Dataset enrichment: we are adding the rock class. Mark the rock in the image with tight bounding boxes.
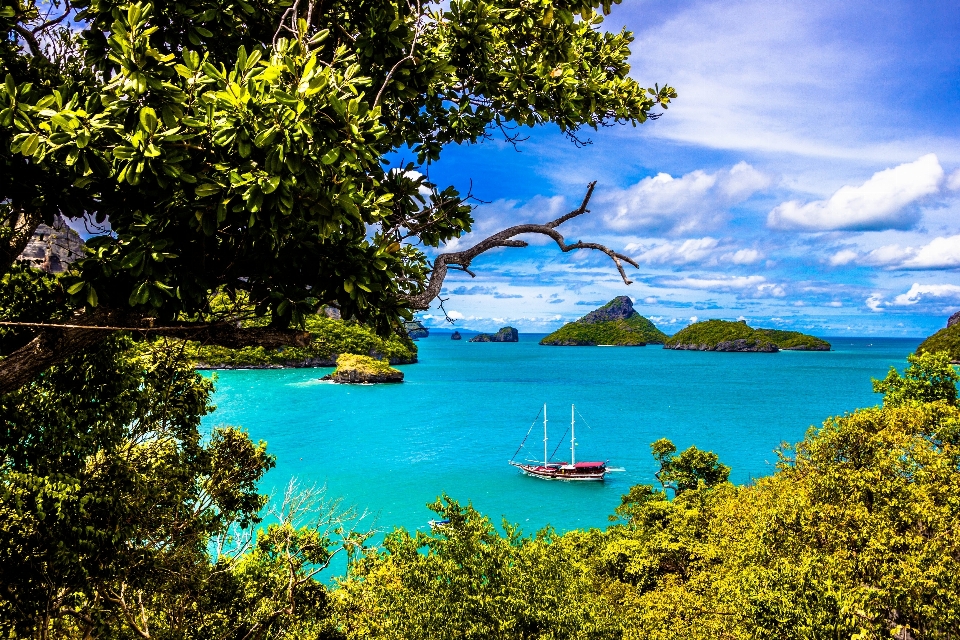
[577,295,636,324]
[17,215,84,274]
[948,311,960,328]
[665,339,779,353]
[541,338,597,346]
[451,331,462,340]
[322,306,342,320]
[469,326,519,342]
[320,354,403,383]
[403,320,429,339]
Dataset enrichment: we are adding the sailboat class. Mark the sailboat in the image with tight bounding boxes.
[508,404,608,481]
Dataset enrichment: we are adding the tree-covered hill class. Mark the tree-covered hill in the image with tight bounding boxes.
[664,319,830,352]
[540,297,667,346]
[917,318,960,363]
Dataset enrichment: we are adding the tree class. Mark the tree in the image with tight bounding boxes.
[873,350,959,408]
[0,0,675,392]
[650,438,730,496]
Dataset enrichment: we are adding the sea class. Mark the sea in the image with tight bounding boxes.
[201,335,921,542]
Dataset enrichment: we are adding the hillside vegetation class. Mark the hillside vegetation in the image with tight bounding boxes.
[917,323,960,363]
[541,297,668,346]
[189,314,417,368]
[665,319,830,351]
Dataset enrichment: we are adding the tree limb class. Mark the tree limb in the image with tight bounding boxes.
[0,309,311,395]
[401,182,638,310]
[0,209,43,274]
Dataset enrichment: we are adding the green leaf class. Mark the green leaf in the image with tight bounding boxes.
[139,107,158,133]
[321,148,339,165]
[66,281,86,295]
[20,133,39,156]
[195,183,221,197]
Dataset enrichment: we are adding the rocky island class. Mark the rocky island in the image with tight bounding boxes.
[664,319,830,352]
[916,311,960,363]
[403,320,429,339]
[540,296,667,346]
[469,326,518,342]
[451,331,462,340]
[321,354,404,383]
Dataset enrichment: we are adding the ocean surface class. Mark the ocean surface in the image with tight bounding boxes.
[201,335,921,539]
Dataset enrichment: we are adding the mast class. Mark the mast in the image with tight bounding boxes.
[571,404,576,465]
[543,403,548,466]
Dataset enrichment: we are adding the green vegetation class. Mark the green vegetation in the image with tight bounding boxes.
[325,353,403,383]
[334,352,960,639]
[665,319,830,351]
[190,313,417,368]
[917,322,960,363]
[540,315,667,345]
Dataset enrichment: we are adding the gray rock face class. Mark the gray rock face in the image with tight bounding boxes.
[541,338,596,346]
[577,296,636,324]
[665,339,779,353]
[451,331,462,340]
[403,320,429,339]
[949,311,960,328]
[469,326,519,342]
[17,215,84,273]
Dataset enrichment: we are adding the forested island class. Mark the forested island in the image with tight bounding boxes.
[917,311,960,362]
[540,296,668,346]
[664,319,831,352]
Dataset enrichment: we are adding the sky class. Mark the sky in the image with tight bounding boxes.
[414,0,960,337]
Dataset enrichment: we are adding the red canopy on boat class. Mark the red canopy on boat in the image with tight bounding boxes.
[574,462,605,468]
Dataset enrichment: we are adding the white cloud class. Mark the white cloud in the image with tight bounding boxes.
[901,235,960,269]
[724,248,763,265]
[446,310,465,320]
[891,283,960,306]
[662,275,767,290]
[948,169,960,191]
[767,154,944,231]
[598,163,771,235]
[828,234,960,270]
[629,237,719,265]
[829,249,859,266]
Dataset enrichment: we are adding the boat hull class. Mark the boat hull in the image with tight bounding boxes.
[509,461,606,481]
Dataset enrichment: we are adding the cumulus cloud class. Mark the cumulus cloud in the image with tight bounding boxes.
[494,292,524,299]
[767,154,944,231]
[828,234,960,270]
[598,162,771,235]
[948,170,960,191]
[662,275,767,290]
[451,286,496,295]
[625,237,763,267]
[891,283,960,306]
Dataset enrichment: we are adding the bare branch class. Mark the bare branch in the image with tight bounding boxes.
[372,1,423,108]
[401,181,638,310]
[12,24,45,59]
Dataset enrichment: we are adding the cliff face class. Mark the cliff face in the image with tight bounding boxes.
[916,313,960,363]
[18,215,85,274]
[469,326,518,342]
[403,320,430,339]
[540,297,666,346]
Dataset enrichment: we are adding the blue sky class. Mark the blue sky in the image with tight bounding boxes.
[415,0,960,337]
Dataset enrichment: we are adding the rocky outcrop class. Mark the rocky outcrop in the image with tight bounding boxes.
[194,352,416,369]
[577,296,636,324]
[451,331,462,340]
[17,215,84,274]
[667,339,778,353]
[469,326,518,342]
[403,320,429,339]
[320,354,403,383]
[948,311,960,328]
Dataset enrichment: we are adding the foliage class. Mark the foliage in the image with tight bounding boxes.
[0,260,70,354]
[649,438,730,496]
[664,319,830,351]
[873,349,959,408]
[332,352,400,377]
[2,0,674,334]
[540,314,667,346]
[190,313,417,367]
[335,496,619,640]
[917,323,960,363]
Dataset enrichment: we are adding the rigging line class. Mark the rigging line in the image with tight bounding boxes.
[550,428,568,461]
[511,406,542,461]
[575,407,595,431]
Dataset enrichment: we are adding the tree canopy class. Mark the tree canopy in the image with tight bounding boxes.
[0,0,674,391]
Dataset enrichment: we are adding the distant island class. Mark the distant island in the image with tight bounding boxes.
[664,319,831,352]
[540,296,667,346]
[403,320,429,339]
[916,311,960,363]
[469,327,518,342]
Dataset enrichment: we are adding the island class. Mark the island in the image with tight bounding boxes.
[469,326,519,342]
[320,354,404,383]
[403,320,430,339]
[664,319,830,352]
[451,331,462,340]
[915,311,960,363]
[539,296,667,346]
[190,311,417,369]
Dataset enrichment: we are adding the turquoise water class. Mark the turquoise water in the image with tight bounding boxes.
[201,335,920,536]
